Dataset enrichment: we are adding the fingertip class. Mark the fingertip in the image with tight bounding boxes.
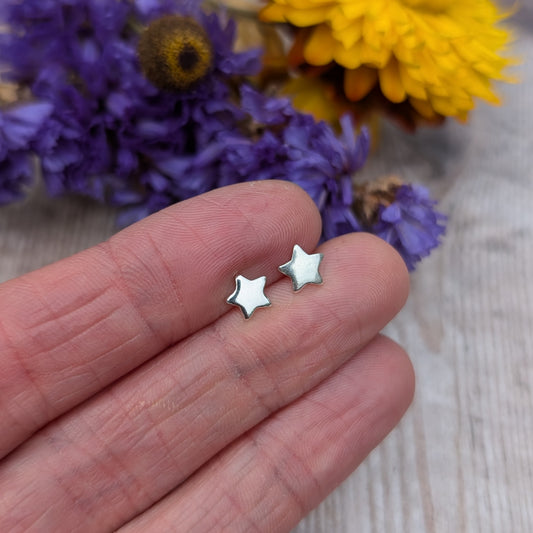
[319,232,410,329]
[302,334,415,483]
[369,232,411,309]
[343,232,410,307]
[234,179,321,220]
[121,180,324,272]
[247,180,323,254]
[366,335,416,422]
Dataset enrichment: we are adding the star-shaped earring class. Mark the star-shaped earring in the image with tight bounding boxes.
[227,275,271,319]
[278,244,324,291]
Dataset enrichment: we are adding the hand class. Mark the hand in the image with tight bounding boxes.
[0,181,413,532]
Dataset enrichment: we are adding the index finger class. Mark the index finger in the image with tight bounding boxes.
[0,181,322,458]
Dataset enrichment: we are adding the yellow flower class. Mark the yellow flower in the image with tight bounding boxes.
[260,0,516,121]
[280,77,349,123]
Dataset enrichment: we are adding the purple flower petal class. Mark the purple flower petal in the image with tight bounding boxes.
[1,102,53,150]
[373,184,447,270]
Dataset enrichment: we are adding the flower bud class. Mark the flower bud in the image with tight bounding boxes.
[138,16,213,91]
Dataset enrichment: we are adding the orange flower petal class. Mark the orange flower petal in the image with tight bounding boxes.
[304,24,336,65]
[344,66,379,101]
[379,58,407,103]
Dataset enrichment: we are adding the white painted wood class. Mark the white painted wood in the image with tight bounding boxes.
[1,21,532,533]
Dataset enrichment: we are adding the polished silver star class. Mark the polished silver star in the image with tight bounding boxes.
[278,245,324,291]
[227,275,271,319]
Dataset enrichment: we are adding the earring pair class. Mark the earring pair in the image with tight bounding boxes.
[227,245,324,319]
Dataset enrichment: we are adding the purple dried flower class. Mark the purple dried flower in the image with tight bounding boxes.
[114,85,371,237]
[1,0,261,202]
[240,84,295,125]
[0,102,53,204]
[217,88,370,240]
[0,102,53,156]
[373,184,446,270]
[0,1,448,272]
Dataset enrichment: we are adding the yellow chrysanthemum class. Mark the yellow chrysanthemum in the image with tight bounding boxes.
[260,0,515,121]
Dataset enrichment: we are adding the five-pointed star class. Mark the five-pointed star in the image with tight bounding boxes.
[227,275,271,319]
[278,244,324,291]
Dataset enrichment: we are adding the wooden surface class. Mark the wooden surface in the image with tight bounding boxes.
[1,22,533,533]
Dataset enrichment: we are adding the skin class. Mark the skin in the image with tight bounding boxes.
[0,181,414,532]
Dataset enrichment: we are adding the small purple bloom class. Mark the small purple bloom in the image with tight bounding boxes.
[240,84,294,126]
[373,184,447,270]
[0,102,53,156]
[133,0,194,22]
[0,102,52,204]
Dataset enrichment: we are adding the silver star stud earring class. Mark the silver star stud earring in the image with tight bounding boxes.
[227,275,271,319]
[278,244,324,291]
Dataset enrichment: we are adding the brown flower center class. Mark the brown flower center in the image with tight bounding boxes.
[138,15,213,91]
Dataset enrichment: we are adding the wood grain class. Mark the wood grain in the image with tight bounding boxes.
[1,24,532,533]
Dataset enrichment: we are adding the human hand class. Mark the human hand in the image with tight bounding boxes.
[0,181,413,532]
